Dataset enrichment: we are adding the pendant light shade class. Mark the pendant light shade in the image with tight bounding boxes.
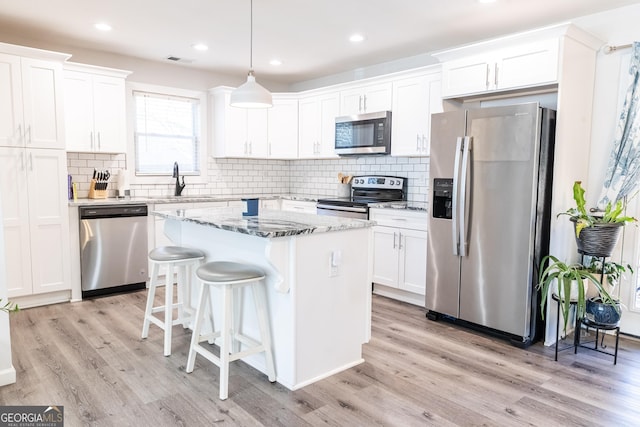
[230,71,272,108]
[230,0,272,108]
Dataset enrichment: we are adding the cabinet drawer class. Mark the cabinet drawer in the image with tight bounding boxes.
[369,209,427,231]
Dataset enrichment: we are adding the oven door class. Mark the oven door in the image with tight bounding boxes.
[316,202,369,219]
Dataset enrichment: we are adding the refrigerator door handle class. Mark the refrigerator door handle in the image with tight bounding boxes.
[452,136,463,256]
[459,136,472,257]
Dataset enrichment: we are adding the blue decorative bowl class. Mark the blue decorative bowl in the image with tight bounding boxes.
[586,298,621,326]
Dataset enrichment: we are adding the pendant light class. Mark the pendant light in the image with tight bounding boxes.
[230,0,272,108]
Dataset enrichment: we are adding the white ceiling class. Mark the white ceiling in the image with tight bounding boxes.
[0,0,638,86]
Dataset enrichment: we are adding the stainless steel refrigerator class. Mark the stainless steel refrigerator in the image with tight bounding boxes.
[426,102,555,346]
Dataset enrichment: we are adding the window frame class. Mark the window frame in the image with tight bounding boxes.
[126,82,208,186]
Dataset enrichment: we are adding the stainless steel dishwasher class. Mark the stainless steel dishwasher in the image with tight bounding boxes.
[79,204,148,298]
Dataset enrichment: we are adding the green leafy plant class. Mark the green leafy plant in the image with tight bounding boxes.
[537,255,617,333]
[584,258,633,289]
[558,181,636,237]
[1,298,19,313]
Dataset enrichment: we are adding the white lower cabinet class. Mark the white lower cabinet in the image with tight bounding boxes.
[280,200,317,214]
[260,198,281,211]
[370,208,427,304]
[0,147,71,298]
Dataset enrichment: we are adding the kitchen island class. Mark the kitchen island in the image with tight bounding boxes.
[153,207,374,391]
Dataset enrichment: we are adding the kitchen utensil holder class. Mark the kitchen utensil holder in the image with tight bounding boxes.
[337,183,352,198]
[88,179,107,199]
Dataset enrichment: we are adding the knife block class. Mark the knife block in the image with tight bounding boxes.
[88,179,107,199]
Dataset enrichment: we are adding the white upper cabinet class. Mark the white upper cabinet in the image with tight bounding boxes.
[437,35,561,98]
[0,49,67,149]
[339,82,392,115]
[267,97,298,159]
[298,91,340,159]
[63,63,130,153]
[210,87,269,158]
[391,69,442,157]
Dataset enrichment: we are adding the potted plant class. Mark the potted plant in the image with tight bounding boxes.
[558,181,636,257]
[1,298,18,313]
[583,258,632,326]
[537,255,616,334]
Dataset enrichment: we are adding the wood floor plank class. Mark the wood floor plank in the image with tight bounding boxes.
[3,292,640,426]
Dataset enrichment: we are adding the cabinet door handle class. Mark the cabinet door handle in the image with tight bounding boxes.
[90,131,94,150]
[399,233,404,250]
[16,125,22,146]
[29,152,33,171]
[393,232,397,249]
[97,132,101,150]
[20,151,25,171]
[486,64,491,89]
[359,96,363,112]
[26,125,31,145]
[422,135,428,152]
[494,64,499,87]
[416,134,421,151]
[268,142,272,156]
[363,95,367,112]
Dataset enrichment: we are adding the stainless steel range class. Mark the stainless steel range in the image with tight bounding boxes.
[316,175,407,219]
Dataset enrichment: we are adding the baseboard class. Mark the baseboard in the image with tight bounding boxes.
[372,284,425,307]
[0,366,16,387]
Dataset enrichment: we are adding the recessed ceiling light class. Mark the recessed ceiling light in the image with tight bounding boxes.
[192,43,208,51]
[269,59,282,66]
[94,22,112,32]
[349,34,365,43]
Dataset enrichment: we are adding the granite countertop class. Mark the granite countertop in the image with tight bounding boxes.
[368,201,428,212]
[69,194,428,212]
[152,208,374,238]
[68,194,318,207]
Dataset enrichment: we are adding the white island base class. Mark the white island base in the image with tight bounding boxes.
[162,214,372,391]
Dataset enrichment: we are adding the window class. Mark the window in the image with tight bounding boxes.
[134,91,201,175]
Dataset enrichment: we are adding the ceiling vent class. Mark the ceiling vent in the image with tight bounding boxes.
[165,56,194,64]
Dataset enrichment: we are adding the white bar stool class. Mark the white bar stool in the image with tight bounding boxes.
[141,246,205,356]
[186,261,276,400]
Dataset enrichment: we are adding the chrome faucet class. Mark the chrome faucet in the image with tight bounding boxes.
[172,162,186,196]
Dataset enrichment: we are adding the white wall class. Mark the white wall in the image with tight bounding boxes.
[0,194,16,386]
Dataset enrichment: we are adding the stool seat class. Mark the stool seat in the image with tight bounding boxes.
[149,246,206,262]
[196,261,264,283]
[142,246,205,356]
[186,261,276,400]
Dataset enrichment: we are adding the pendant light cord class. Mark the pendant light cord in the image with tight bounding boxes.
[249,0,253,72]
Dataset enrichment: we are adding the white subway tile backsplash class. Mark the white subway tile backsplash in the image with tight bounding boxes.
[67,153,428,202]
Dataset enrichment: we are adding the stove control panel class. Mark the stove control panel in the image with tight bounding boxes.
[352,176,405,190]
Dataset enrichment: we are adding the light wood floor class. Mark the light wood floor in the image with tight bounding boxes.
[2,290,640,426]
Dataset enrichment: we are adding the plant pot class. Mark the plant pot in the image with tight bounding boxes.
[586,275,614,299]
[552,278,588,302]
[571,218,623,257]
[585,297,621,326]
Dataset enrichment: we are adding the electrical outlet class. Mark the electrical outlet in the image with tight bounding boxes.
[330,266,339,277]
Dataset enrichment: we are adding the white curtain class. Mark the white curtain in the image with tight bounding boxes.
[598,42,640,209]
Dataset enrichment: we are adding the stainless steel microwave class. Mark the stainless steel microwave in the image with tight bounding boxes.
[335,111,392,155]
